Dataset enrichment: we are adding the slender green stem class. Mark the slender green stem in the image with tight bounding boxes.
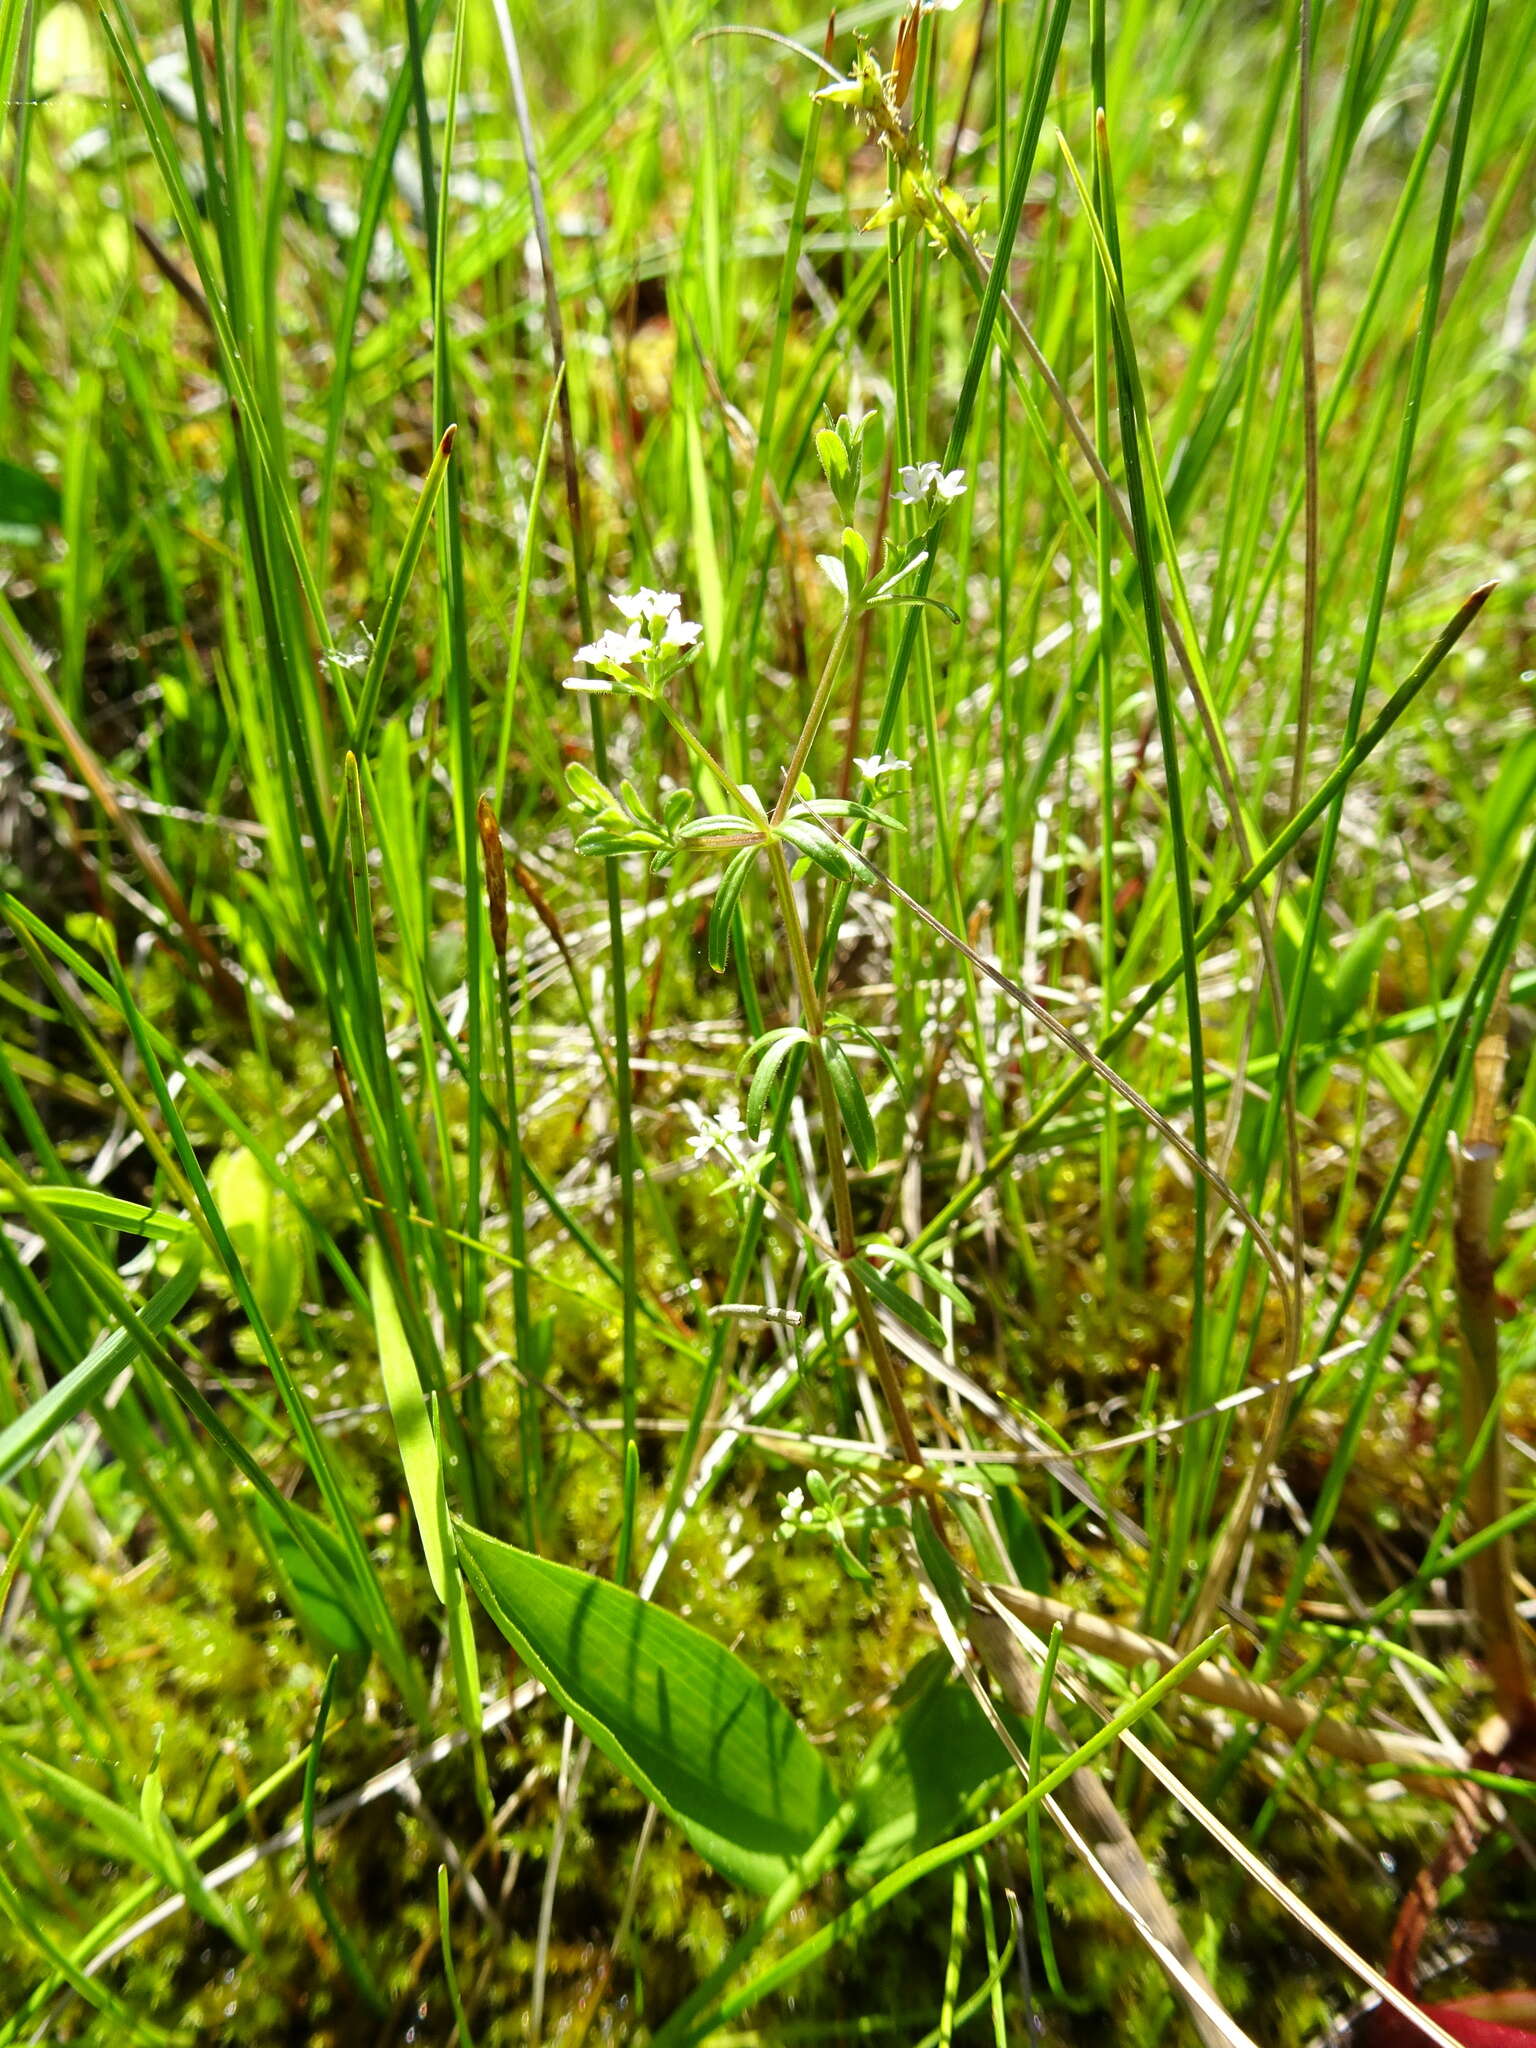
[772,608,856,824]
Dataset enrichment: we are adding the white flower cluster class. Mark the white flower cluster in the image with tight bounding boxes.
[682,1101,771,1187]
[565,588,702,694]
[892,461,967,508]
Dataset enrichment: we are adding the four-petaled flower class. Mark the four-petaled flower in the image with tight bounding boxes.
[852,752,911,785]
[573,623,646,668]
[892,461,967,507]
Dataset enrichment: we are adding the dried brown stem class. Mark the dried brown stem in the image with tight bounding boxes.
[1452,975,1535,1733]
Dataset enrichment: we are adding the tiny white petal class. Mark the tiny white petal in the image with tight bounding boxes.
[662,615,702,649]
[854,752,911,782]
[816,552,848,597]
[575,623,646,666]
[613,586,683,624]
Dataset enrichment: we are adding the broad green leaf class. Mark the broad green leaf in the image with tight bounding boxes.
[911,1504,968,1624]
[368,1242,450,1602]
[258,1498,371,1682]
[848,1660,1016,1886]
[208,1147,303,1337]
[0,459,62,541]
[995,1488,1052,1596]
[0,1251,201,1484]
[456,1525,839,1894]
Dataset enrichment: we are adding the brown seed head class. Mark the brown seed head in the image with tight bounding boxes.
[476,795,508,961]
[892,3,920,110]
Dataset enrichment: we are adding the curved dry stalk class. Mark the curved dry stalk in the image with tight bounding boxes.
[972,1591,1471,2048]
[983,1583,1463,1775]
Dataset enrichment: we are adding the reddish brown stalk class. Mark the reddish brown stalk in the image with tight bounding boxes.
[1452,976,1535,1736]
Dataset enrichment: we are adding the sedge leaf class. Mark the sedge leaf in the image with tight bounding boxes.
[0,1251,201,1485]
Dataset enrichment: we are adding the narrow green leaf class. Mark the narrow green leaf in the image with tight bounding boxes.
[746,1029,809,1139]
[368,1241,450,1603]
[708,845,758,973]
[853,1257,945,1351]
[455,1524,839,1894]
[778,816,857,881]
[0,1749,248,1951]
[304,1660,389,2012]
[0,1501,43,1612]
[0,1251,201,1485]
[822,1037,877,1170]
[5,1187,198,1240]
[348,423,456,754]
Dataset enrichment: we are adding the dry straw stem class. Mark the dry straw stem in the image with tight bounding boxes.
[919,1591,1246,2048]
[970,1594,1470,2048]
[982,1584,1463,1775]
[1452,974,1535,1732]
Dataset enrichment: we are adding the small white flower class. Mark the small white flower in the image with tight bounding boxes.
[892,461,967,507]
[682,1100,769,1185]
[574,622,646,667]
[661,613,702,651]
[781,1487,805,1516]
[612,586,683,625]
[852,752,911,784]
